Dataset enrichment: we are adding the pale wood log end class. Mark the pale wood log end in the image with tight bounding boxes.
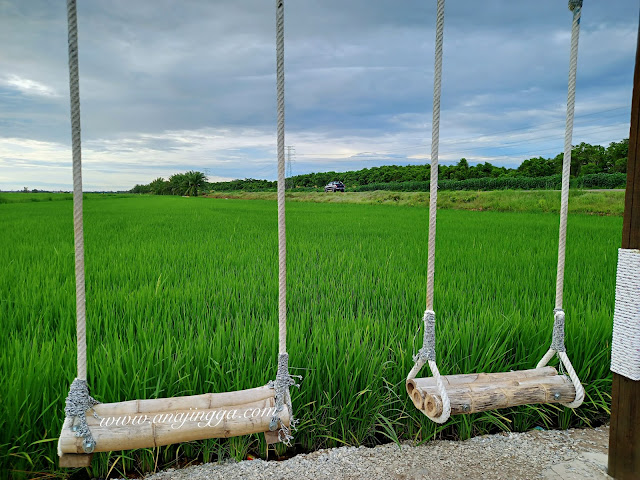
[59,452,93,468]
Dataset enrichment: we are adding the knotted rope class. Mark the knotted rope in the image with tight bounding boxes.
[407,311,451,423]
[537,0,585,409]
[537,310,585,408]
[61,0,101,454]
[407,0,451,424]
[64,379,100,453]
[269,353,301,444]
[269,0,300,444]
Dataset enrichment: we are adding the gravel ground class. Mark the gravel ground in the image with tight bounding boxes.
[139,426,610,480]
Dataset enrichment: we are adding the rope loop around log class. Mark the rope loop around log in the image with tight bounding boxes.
[63,378,100,453]
[269,353,302,444]
[407,310,451,423]
[536,345,585,409]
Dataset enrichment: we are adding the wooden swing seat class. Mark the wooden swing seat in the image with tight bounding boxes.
[58,385,287,467]
[406,366,577,418]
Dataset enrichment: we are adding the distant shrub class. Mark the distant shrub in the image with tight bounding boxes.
[574,173,626,189]
[350,173,627,192]
[352,176,564,192]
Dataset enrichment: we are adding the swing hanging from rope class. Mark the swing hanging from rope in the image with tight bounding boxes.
[406,0,586,423]
[57,0,298,467]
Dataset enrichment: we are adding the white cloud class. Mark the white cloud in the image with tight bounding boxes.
[1,74,59,97]
[0,0,636,190]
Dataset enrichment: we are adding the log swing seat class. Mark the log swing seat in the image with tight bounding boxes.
[405,0,586,424]
[57,0,297,467]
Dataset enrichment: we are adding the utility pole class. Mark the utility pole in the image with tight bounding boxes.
[285,145,295,189]
[608,12,640,480]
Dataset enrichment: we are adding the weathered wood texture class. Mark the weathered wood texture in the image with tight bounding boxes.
[622,18,640,253]
[59,386,285,464]
[93,385,275,416]
[609,13,640,480]
[58,452,93,468]
[406,367,557,394]
[264,430,281,445]
[407,369,576,416]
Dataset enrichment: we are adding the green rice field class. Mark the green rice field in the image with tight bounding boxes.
[0,195,621,478]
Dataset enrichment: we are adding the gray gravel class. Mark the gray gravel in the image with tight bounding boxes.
[139,426,610,480]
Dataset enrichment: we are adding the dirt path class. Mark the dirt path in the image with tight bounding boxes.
[139,426,610,480]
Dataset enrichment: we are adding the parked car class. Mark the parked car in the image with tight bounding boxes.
[324,181,345,192]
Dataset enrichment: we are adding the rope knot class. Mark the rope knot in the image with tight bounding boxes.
[268,353,301,445]
[64,378,100,453]
[415,310,437,362]
[551,309,566,353]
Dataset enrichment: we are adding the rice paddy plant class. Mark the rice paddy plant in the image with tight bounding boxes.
[0,195,620,478]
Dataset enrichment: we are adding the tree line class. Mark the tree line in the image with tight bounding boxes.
[131,139,629,194]
[131,171,207,196]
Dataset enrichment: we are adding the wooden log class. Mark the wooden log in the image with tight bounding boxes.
[59,395,287,455]
[414,375,572,413]
[415,375,576,417]
[94,385,275,416]
[406,367,557,396]
[58,452,93,468]
[406,368,559,410]
[264,430,281,445]
[411,377,563,410]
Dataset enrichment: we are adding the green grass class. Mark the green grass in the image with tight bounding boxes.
[0,192,138,204]
[206,189,625,215]
[0,196,620,478]
[0,192,74,204]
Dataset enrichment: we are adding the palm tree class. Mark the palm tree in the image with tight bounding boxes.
[169,173,187,195]
[149,177,170,195]
[183,171,207,196]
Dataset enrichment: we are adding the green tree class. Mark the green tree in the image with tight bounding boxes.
[452,158,469,180]
[606,139,628,173]
[183,171,207,196]
[571,142,606,176]
[149,177,170,195]
[169,173,186,195]
[517,157,555,177]
[131,183,150,194]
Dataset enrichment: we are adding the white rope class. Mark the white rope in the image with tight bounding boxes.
[610,248,640,380]
[556,351,585,408]
[269,0,300,445]
[408,348,452,424]
[407,0,450,424]
[67,0,87,383]
[555,0,581,309]
[536,1,585,409]
[62,0,101,454]
[536,349,585,408]
[276,0,286,357]
[407,358,451,424]
[426,0,444,311]
[427,360,451,423]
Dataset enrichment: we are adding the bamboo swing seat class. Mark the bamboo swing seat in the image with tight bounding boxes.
[406,367,577,418]
[58,386,288,466]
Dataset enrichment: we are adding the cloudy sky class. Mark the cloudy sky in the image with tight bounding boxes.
[0,1,637,191]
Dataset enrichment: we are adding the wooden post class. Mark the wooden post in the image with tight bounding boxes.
[608,12,640,480]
